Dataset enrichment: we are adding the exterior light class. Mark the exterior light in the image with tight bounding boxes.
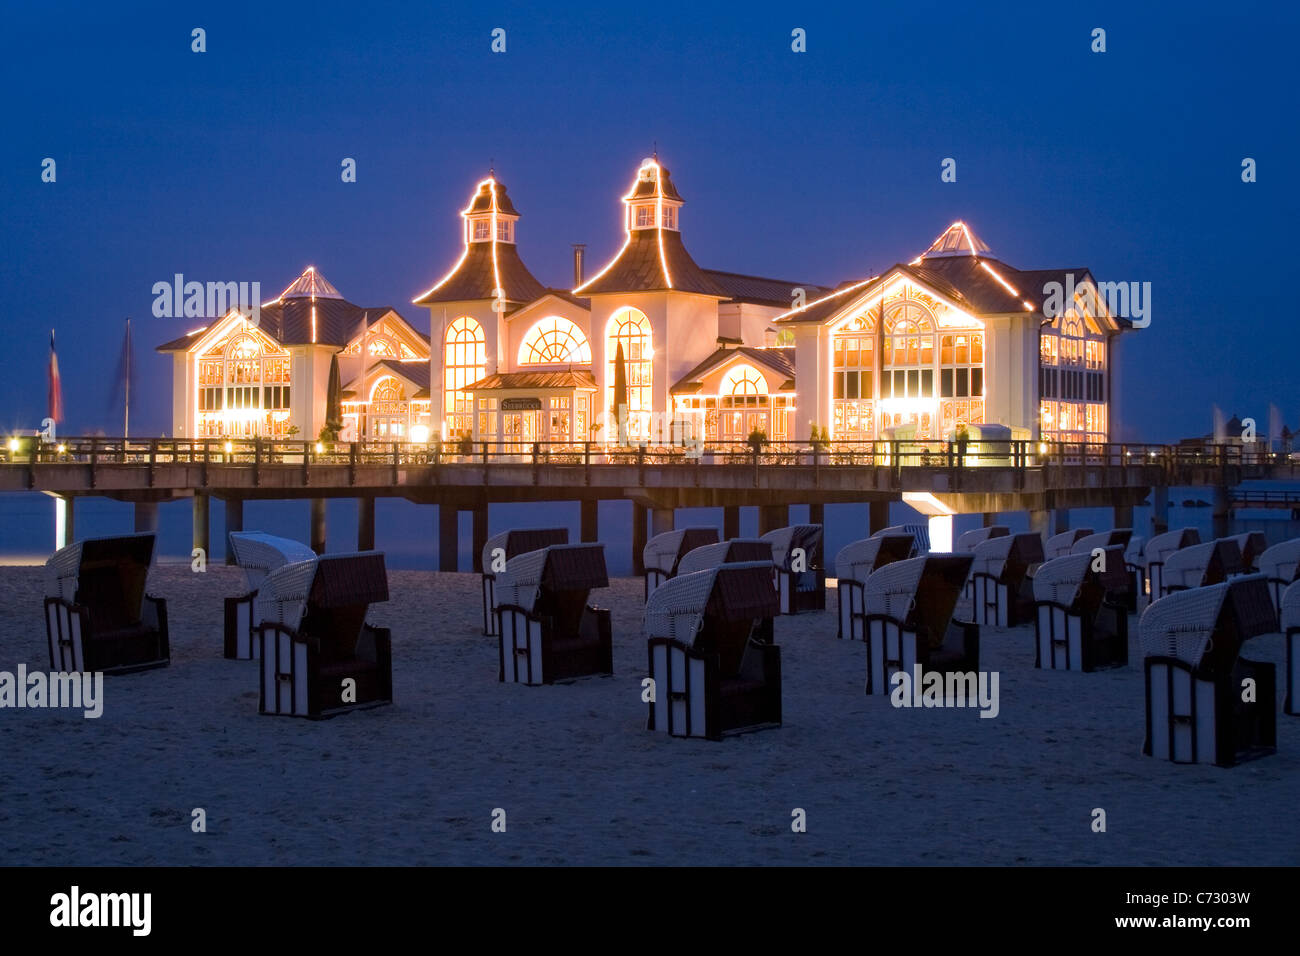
[223,441,233,454]
[315,442,324,454]
[1037,442,1047,455]
[7,438,18,452]
[409,424,431,443]
[57,444,66,453]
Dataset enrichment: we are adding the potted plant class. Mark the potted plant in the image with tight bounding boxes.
[747,427,769,457]
[457,430,474,458]
[954,424,970,468]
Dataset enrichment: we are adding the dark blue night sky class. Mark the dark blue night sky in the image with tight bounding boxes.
[2,0,1296,441]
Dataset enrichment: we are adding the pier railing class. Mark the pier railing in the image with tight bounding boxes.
[2,436,1291,471]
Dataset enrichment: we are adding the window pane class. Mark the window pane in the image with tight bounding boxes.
[847,371,859,399]
[942,368,954,398]
[921,369,934,396]
[957,368,969,396]
[941,336,953,365]
[907,369,919,396]
[972,335,983,363]
[971,368,983,396]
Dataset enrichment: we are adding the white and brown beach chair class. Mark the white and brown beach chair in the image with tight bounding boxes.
[965,532,1045,628]
[496,544,612,685]
[1140,576,1278,766]
[645,561,781,739]
[873,524,930,553]
[1032,548,1130,671]
[955,525,1009,553]
[1225,531,1269,574]
[1259,537,1300,611]
[1281,580,1300,717]
[676,538,774,576]
[642,527,720,601]
[1072,529,1137,611]
[44,533,170,675]
[761,524,826,614]
[1160,538,1243,597]
[862,554,979,694]
[1045,528,1094,560]
[225,532,316,659]
[480,528,569,636]
[834,533,916,641]
[257,551,392,719]
[1142,528,1200,603]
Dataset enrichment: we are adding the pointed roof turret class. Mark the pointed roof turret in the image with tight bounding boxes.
[920,221,993,259]
[574,158,724,298]
[413,175,546,307]
[280,265,343,300]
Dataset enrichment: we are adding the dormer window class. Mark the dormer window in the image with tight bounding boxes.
[473,219,491,241]
[635,206,654,228]
[497,219,513,242]
[662,205,676,230]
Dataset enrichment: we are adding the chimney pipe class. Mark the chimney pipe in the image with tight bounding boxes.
[572,244,586,287]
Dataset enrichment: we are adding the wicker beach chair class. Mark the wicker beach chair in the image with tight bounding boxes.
[642,527,720,600]
[1071,529,1137,611]
[1032,548,1130,671]
[862,554,979,694]
[1160,538,1243,597]
[480,528,569,636]
[955,525,1009,553]
[965,532,1045,628]
[496,544,612,685]
[1281,580,1300,717]
[1259,537,1300,611]
[645,562,781,739]
[257,552,392,718]
[1225,531,1269,574]
[676,538,773,576]
[1045,528,1094,560]
[44,533,170,675]
[224,532,316,659]
[873,524,930,553]
[1140,576,1277,766]
[761,524,825,614]
[834,534,916,641]
[1142,528,1200,603]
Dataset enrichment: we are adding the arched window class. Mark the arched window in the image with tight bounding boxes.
[832,313,876,440]
[882,301,935,398]
[370,376,405,403]
[606,308,653,434]
[196,330,289,438]
[518,316,591,365]
[444,316,485,436]
[720,364,768,407]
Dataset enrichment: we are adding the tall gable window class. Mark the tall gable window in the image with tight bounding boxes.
[444,316,485,436]
[519,316,591,365]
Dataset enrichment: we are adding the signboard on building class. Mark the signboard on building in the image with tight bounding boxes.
[501,398,542,411]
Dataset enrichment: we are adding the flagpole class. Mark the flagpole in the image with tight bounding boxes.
[124,318,131,439]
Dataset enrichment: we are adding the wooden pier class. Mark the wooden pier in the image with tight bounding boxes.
[2,437,1295,572]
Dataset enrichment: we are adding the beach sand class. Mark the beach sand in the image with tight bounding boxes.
[0,563,1296,866]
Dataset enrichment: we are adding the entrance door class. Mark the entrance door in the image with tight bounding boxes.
[502,410,540,444]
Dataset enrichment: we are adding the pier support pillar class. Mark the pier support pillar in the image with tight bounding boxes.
[438,505,458,572]
[224,497,244,565]
[133,501,159,535]
[1212,485,1231,539]
[759,504,788,536]
[193,493,210,558]
[310,498,327,555]
[723,505,740,540]
[632,503,647,575]
[928,515,954,554]
[357,496,376,553]
[1028,509,1050,545]
[651,507,674,538]
[868,500,889,535]
[580,499,598,543]
[1151,486,1169,536]
[471,502,488,572]
[1052,509,1069,535]
[55,496,75,550]
[982,512,996,527]
[1113,503,1134,532]
[809,502,825,528]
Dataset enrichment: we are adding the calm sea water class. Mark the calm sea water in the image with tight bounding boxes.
[2,484,1297,575]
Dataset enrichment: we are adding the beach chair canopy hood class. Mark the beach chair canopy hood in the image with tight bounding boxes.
[228,532,316,587]
[481,528,568,577]
[1260,537,1300,584]
[677,538,772,576]
[45,533,156,627]
[1281,579,1300,631]
[1144,528,1201,567]
[866,554,974,644]
[497,544,608,613]
[956,526,1009,553]
[1072,529,1133,555]
[835,534,914,583]
[642,527,720,574]
[761,525,823,570]
[1046,528,1093,559]
[1140,575,1277,673]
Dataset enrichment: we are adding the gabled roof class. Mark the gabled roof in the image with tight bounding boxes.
[464,370,597,391]
[703,269,834,307]
[504,289,592,322]
[576,229,726,297]
[342,359,431,399]
[671,346,796,394]
[413,236,546,305]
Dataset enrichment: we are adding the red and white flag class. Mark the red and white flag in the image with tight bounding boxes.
[48,329,63,423]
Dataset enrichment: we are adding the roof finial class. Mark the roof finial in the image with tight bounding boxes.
[489,158,494,177]
[653,140,657,161]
